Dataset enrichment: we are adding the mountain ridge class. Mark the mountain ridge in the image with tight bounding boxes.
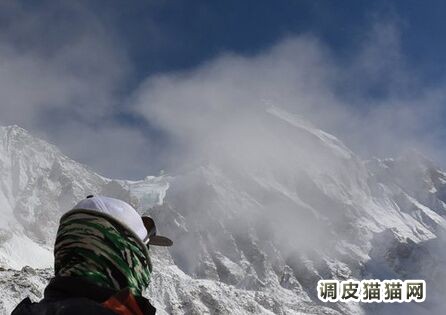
[1,107,445,314]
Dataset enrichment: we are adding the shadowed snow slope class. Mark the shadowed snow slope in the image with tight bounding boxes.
[1,107,446,314]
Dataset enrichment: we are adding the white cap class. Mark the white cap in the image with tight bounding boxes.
[72,195,147,241]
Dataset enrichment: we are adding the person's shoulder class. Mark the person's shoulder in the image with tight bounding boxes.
[11,296,118,315]
[11,297,33,315]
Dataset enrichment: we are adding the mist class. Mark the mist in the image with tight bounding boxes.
[131,21,446,174]
[129,20,446,314]
[1,3,446,179]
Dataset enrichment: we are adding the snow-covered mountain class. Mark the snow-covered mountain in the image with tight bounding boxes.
[1,107,446,314]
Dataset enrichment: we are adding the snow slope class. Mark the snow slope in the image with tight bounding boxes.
[1,106,446,314]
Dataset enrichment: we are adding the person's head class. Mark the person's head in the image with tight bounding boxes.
[54,195,172,296]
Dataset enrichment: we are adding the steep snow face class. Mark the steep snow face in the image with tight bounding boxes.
[0,126,168,269]
[146,108,446,314]
[0,125,105,268]
[1,107,446,315]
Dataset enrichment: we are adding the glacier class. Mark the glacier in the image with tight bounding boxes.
[1,106,445,314]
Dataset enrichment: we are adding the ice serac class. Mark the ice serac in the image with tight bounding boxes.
[1,106,446,314]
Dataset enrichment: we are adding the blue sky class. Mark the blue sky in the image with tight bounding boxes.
[84,0,446,87]
[1,1,446,178]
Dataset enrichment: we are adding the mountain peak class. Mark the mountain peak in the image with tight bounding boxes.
[1,124,30,140]
[266,106,354,159]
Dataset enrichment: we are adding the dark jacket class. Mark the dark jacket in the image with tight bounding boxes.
[12,276,156,315]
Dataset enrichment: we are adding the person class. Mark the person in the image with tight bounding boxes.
[12,195,173,315]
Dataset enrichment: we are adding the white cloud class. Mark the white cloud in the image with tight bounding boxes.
[0,2,158,179]
[0,3,445,178]
[131,22,446,171]
[0,2,128,125]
